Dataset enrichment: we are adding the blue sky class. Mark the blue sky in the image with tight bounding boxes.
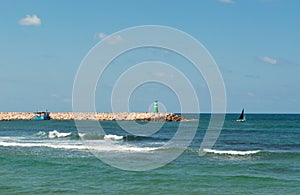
[0,0,299,113]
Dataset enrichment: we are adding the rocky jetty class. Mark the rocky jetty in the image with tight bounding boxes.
[0,112,184,122]
[0,112,33,121]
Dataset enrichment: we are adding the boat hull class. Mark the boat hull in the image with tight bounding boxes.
[33,111,51,120]
[34,116,50,120]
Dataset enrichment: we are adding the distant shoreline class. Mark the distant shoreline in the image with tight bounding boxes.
[0,112,184,122]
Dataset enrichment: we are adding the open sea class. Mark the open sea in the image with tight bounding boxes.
[0,114,299,194]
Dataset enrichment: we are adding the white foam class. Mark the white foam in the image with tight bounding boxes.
[83,140,157,153]
[0,141,87,150]
[0,134,157,153]
[203,149,261,155]
[104,134,124,141]
[0,140,157,153]
[91,144,157,152]
[36,131,47,136]
[78,133,85,138]
[48,130,72,138]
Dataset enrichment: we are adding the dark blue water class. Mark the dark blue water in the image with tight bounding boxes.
[0,114,299,194]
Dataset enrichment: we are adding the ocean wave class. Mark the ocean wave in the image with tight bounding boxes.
[0,141,87,150]
[36,131,47,137]
[48,130,72,139]
[35,130,74,139]
[0,140,159,153]
[87,142,158,152]
[79,133,124,141]
[104,134,124,140]
[203,149,261,155]
[79,133,163,142]
[35,130,165,142]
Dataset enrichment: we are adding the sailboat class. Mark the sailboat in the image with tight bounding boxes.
[236,108,246,122]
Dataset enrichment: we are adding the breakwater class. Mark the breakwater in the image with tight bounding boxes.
[0,112,184,122]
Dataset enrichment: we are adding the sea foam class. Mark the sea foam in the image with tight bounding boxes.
[203,149,261,155]
[0,141,87,150]
[104,134,124,141]
[48,130,72,138]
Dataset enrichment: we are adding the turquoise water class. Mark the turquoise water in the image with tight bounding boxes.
[0,114,299,194]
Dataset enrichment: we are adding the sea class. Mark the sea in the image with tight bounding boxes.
[0,114,299,194]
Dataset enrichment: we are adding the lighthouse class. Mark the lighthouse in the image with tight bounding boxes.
[153,100,158,113]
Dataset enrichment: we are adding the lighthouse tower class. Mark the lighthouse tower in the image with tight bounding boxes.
[153,100,158,113]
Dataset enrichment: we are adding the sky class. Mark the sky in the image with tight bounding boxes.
[0,0,299,113]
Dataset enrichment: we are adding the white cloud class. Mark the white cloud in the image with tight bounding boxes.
[94,32,123,45]
[95,32,107,39]
[218,0,234,4]
[260,56,277,65]
[19,14,41,26]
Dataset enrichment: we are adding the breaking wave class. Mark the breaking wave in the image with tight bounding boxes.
[0,141,87,150]
[203,149,261,155]
[49,130,72,138]
[36,130,162,142]
[104,134,124,140]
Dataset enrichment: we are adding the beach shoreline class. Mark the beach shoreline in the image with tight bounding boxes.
[0,112,184,122]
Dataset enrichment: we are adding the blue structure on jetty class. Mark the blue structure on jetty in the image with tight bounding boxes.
[33,111,51,120]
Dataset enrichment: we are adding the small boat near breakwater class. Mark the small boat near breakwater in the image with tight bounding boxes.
[33,111,51,120]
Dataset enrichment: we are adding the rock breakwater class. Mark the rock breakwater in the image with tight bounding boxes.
[0,112,184,122]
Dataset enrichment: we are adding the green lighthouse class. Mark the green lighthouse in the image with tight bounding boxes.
[153,100,158,113]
